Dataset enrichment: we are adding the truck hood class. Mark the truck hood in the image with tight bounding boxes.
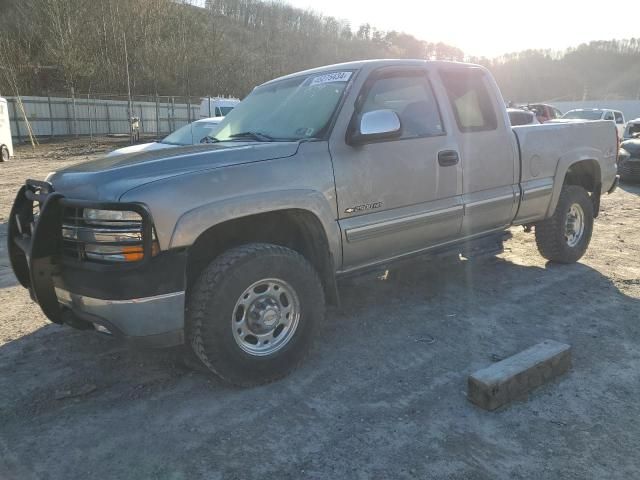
[46,142,299,201]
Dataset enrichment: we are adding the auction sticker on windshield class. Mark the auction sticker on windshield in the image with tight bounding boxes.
[309,71,352,86]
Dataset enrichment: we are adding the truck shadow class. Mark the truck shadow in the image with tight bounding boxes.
[1,253,638,400]
[2,252,639,477]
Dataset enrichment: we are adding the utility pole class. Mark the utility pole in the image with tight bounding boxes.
[123,31,133,144]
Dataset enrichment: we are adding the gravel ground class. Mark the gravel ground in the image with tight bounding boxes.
[1,140,639,479]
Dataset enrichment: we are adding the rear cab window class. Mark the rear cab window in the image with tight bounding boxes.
[440,69,498,132]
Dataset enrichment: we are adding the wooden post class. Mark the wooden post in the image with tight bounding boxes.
[123,31,133,145]
[140,103,144,134]
[47,92,54,139]
[71,86,78,138]
[155,93,160,138]
[171,96,176,132]
[10,99,22,143]
[105,99,112,135]
[65,96,71,136]
[87,93,93,141]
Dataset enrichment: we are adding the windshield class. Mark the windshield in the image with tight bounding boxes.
[161,120,223,146]
[562,110,603,120]
[212,71,353,142]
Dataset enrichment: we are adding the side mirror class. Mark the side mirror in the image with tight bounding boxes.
[349,109,401,145]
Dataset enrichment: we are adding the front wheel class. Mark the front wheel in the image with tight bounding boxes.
[535,185,594,263]
[0,145,9,162]
[187,243,325,386]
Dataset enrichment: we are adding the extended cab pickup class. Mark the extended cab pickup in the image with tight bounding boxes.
[8,60,619,385]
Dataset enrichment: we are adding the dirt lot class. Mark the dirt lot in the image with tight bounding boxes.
[1,140,640,479]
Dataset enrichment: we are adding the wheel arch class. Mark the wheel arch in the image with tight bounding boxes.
[546,156,602,218]
[176,198,340,304]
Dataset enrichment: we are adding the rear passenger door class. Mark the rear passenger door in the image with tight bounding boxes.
[438,68,519,235]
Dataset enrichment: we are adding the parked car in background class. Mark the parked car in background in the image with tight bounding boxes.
[106,117,225,157]
[507,108,540,126]
[623,118,640,140]
[618,138,640,182]
[562,109,626,137]
[0,97,13,162]
[199,97,240,118]
[525,103,563,123]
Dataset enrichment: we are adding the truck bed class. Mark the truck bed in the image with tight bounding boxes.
[512,120,618,224]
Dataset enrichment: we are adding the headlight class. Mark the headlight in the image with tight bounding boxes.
[62,207,158,263]
[83,208,142,226]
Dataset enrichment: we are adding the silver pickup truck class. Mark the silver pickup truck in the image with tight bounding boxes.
[8,60,619,385]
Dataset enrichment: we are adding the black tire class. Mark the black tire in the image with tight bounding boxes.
[0,145,9,162]
[535,185,594,264]
[187,243,325,386]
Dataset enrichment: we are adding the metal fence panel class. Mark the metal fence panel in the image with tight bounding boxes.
[6,94,202,141]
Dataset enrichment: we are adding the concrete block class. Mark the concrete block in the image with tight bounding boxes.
[468,340,572,411]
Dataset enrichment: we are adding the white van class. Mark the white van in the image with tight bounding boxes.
[0,97,13,161]
[199,97,240,118]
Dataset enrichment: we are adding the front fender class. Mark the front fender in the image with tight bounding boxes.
[169,189,342,268]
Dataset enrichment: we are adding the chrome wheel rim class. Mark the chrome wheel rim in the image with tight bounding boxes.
[231,278,300,356]
[565,203,585,247]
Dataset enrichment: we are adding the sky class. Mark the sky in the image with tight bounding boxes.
[285,0,631,58]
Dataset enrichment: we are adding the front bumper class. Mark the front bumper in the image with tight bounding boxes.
[8,180,186,348]
[55,288,185,347]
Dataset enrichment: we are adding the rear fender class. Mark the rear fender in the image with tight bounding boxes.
[546,148,603,217]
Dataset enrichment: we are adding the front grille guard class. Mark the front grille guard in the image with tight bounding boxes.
[8,179,154,324]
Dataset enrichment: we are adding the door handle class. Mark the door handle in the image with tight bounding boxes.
[438,150,459,167]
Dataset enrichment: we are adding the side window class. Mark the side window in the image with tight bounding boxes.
[360,73,444,139]
[440,70,498,132]
[604,111,614,121]
[614,112,624,124]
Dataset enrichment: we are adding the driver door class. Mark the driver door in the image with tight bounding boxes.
[329,67,463,271]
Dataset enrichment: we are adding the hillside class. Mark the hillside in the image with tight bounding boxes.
[1,0,639,102]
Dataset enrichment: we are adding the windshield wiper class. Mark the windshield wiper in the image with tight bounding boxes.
[200,135,220,144]
[228,131,275,142]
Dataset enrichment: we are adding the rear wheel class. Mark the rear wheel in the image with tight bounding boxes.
[535,185,594,263]
[187,243,325,386]
[0,145,9,162]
